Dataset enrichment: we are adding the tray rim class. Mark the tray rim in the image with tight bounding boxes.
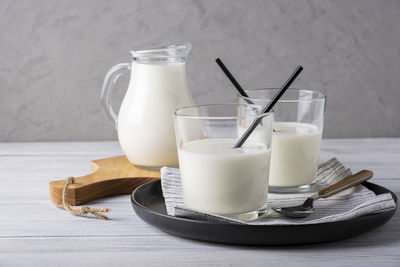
[131,180,397,245]
[131,180,397,228]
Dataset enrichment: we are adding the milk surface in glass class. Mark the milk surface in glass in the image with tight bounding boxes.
[269,122,322,187]
[178,138,271,215]
[118,62,193,167]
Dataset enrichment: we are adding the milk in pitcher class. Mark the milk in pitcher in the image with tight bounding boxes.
[100,43,194,169]
[118,62,193,167]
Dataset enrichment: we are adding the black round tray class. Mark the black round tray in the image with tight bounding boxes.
[131,180,397,245]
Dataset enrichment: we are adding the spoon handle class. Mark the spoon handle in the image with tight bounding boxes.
[318,170,373,198]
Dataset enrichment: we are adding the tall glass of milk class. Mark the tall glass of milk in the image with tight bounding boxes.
[100,43,194,170]
[174,104,274,220]
[238,89,326,193]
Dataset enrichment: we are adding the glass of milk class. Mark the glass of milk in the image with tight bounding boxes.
[174,104,274,219]
[238,89,326,193]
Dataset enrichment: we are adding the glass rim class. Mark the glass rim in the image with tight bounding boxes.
[239,88,326,103]
[174,103,274,120]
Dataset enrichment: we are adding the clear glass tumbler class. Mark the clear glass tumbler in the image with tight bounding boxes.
[174,104,274,220]
[238,89,326,193]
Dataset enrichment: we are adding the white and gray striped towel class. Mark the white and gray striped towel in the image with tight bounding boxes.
[161,158,396,225]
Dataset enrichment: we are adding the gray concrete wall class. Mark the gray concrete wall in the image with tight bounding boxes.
[1,0,399,141]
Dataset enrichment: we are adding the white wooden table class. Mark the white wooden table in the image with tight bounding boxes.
[0,139,399,266]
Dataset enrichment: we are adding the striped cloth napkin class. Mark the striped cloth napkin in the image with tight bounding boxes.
[161,158,396,225]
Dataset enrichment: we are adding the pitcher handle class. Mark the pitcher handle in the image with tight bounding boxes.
[100,63,131,128]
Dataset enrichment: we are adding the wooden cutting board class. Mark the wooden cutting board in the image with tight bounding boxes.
[49,155,160,206]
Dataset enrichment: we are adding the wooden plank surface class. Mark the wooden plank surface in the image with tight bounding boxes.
[0,139,399,266]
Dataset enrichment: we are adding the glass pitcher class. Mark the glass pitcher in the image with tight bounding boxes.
[100,43,194,169]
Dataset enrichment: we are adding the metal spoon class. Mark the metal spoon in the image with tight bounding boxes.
[272,170,373,218]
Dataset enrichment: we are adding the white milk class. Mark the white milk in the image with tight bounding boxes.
[269,122,322,187]
[178,139,271,215]
[118,62,193,168]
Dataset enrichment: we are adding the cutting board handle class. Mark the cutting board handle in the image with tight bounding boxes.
[49,156,160,206]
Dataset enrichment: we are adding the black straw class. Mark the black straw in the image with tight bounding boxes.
[233,65,304,148]
[215,58,254,104]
